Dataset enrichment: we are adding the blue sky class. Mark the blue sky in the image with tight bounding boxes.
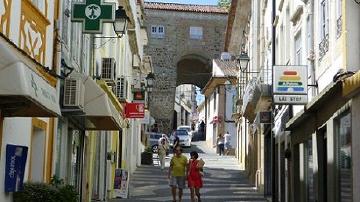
[145,0,218,5]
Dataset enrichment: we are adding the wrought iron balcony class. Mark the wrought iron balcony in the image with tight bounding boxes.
[319,34,329,61]
[336,16,342,39]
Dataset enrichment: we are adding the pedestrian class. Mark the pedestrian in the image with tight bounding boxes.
[173,131,180,149]
[224,131,232,155]
[215,133,225,156]
[158,135,169,170]
[187,151,204,202]
[168,145,188,202]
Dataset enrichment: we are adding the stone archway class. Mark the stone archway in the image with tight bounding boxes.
[176,54,212,88]
[148,54,211,134]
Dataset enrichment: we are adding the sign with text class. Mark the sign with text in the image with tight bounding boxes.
[125,103,145,118]
[72,0,115,33]
[274,94,308,104]
[273,65,308,104]
[5,145,28,192]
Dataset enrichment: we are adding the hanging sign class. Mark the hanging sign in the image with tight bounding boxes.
[273,65,308,104]
[72,0,115,33]
[4,144,28,192]
[125,103,145,118]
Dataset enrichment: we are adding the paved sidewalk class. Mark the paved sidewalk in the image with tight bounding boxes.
[111,141,267,202]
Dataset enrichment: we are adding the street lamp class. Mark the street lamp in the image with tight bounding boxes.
[237,51,250,72]
[113,6,129,37]
[146,72,155,92]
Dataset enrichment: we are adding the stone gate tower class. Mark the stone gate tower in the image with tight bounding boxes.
[144,2,228,133]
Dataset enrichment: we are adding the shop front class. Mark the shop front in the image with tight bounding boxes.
[286,75,360,202]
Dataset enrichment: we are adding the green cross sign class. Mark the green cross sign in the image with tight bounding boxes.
[71,0,115,34]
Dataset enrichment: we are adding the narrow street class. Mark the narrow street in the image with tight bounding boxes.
[112,142,267,202]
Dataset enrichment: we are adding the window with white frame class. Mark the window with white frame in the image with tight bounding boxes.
[31,0,46,15]
[189,26,203,40]
[295,32,302,65]
[150,25,165,38]
[336,0,342,38]
[320,0,329,40]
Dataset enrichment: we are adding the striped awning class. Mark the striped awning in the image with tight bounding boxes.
[343,71,360,97]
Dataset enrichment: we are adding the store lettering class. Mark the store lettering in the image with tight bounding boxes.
[8,155,16,178]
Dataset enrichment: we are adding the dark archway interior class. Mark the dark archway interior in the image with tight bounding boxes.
[176,55,211,89]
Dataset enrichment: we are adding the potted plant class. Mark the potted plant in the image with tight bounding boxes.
[141,146,153,165]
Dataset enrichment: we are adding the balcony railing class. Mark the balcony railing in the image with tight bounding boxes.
[336,16,342,39]
[319,34,329,61]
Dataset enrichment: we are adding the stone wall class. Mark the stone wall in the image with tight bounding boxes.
[144,9,227,133]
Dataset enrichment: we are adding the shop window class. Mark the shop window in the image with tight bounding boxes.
[336,112,352,201]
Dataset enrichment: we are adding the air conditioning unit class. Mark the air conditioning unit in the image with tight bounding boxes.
[220,52,232,61]
[101,58,116,83]
[115,77,127,101]
[63,77,85,109]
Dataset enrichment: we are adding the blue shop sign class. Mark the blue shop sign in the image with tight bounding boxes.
[5,144,28,192]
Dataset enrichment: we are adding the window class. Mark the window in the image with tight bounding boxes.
[213,89,217,111]
[336,0,342,38]
[189,26,203,39]
[320,0,329,40]
[31,0,46,15]
[336,112,352,201]
[295,32,302,65]
[150,25,165,38]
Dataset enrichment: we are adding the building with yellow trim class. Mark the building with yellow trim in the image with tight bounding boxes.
[0,0,61,201]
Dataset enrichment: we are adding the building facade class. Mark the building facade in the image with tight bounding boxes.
[0,0,151,201]
[227,0,360,201]
[0,0,61,201]
[202,59,238,154]
[144,2,228,133]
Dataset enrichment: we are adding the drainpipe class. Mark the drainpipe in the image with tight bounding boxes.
[271,0,276,200]
[309,1,317,97]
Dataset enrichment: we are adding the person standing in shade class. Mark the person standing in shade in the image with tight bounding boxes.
[168,145,188,202]
[215,133,225,156]
[224,131,232,155]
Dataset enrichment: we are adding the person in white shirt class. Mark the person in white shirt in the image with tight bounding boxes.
[158,134,169,170]
[224,131,231,155]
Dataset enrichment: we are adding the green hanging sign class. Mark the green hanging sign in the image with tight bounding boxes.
[71,0,115,34]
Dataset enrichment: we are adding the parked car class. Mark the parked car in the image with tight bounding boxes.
[146,132,163,153]
[177,125,196,141]
[170,129,192,147]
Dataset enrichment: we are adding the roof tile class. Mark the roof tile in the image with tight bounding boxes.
[144,2,228,14]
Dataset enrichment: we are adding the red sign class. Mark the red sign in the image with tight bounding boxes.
[125,103,145,118]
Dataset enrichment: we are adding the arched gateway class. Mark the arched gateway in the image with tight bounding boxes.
[144,2,228,133]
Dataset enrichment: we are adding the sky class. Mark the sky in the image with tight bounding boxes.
[144,0,218,5]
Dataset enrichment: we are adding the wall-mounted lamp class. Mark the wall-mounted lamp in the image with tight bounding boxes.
[113,6,129,37]
[237,51,250,72]
[146,72,155,92]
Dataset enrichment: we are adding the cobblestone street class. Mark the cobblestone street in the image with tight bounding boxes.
[111,142,267,202]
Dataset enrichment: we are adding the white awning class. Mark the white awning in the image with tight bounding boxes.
[82,77,122,130]
[0,33,60,117]
[0,62,61,117]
